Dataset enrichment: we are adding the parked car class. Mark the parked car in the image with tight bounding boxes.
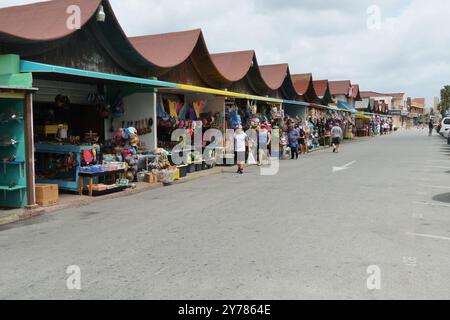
[441,117,450,138]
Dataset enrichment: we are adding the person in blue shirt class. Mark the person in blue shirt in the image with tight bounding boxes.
[288,126,299,160]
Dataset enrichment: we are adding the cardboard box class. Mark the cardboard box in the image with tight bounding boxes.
[144,173,159,184]
[144,173,152,183]
[35,184,59,207]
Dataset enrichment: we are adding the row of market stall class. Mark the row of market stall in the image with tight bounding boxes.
[0,0,396,209]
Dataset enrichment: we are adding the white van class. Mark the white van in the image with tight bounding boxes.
[441,117,450,138]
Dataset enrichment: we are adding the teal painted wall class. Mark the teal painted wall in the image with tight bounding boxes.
[0,98,27,208]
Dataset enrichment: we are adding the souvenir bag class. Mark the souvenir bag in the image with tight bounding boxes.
[247,148,257,165]
[82,150,94,165]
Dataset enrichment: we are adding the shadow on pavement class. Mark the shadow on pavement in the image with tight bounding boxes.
[0,214,55,232]
[432,192,450,204]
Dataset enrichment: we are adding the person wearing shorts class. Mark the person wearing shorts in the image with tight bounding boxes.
[298,125,307,155]
[331,123,343,153]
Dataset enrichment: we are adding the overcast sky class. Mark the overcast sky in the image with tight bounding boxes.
[1,0,449,106]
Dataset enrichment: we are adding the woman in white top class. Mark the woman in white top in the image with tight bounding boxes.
[234,125,248,174]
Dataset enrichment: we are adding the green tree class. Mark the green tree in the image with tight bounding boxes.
[439,86,450,116]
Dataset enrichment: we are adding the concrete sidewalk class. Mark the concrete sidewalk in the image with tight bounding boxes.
[0,136,374,227]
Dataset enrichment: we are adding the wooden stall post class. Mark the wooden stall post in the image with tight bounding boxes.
[24,92,36,208]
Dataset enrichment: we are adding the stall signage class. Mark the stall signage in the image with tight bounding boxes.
[389,110,402,116]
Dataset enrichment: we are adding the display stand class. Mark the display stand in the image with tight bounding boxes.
[35,143,100,192]
[78,169,125,197]
[0,96,27,208]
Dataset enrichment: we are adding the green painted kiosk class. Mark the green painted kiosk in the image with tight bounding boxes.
[0,54,36,208]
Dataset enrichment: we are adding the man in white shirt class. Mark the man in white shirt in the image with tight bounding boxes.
[331,123,343,153]
[234,125,248,174]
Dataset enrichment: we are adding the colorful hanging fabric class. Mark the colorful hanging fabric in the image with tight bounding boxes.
[157,98,170,120]
[178,103,188,120]
[193,101,201,119]
[187,121,193,137]
[176,102,184,115]
[188,103,197,120]
[168,100,178,118]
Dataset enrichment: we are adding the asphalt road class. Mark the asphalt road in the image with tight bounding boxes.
[1,129,450,300]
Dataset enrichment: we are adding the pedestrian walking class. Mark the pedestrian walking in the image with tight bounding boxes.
[428,119,434,136]
[288,126,299,160]
[331,123,343,153]
[234,125,248,174]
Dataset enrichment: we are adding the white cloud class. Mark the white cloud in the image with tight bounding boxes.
[0,0,447,104]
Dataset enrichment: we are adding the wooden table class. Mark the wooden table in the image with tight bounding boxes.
[78,169,125,197]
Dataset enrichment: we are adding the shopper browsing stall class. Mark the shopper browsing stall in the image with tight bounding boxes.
[298,120,307,156]
[258,123,271,166]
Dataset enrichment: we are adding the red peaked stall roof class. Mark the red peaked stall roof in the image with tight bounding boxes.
[312,80,334,105]
[129,30,295,92]
[0,0,164,76]
[210,50,256,83]
[313,80,329,98]
[351,84,362,101]
[0,0,102,41]
[257,63,297,99]
[329,80,352,96]
[129,29,202,69]
[291,73,320,103]
[129,28,234,86]
[210,50,283,96]
[259,64,290,91]
[0,0,310,99]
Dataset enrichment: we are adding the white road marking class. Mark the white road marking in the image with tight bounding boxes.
[154,267,167,275]
[424,166,450,170]
[416,191,428,196]
[332,161,357,173]
[406,232,450,242]
[414,201,450,208]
